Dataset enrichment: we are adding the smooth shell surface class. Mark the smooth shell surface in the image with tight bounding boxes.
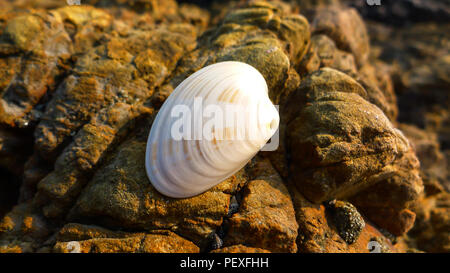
[145,61,279,198]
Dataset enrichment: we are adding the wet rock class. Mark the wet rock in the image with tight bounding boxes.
[224,158,298,253]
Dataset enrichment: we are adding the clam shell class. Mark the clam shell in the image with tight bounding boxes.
[145,61,279,198]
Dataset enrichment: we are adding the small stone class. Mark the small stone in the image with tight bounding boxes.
[327,200,365,245]
[227,196,239,216]
[207,233,223,251]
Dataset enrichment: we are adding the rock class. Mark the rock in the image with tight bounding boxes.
[206,232,223,251]
[67,129,247,249]
[0,169,20,219]
[408,193,450,253]
[368,22,450,129]
[1,0,67,10]
[350,0,450,25]
[33,20,199,218]
[399,55,450,125]
[291,186,399,253]
[286,68,367,107]
[0,202,52,253]
[53,223,199,253]
[349,148,423,236]
[0,11,72,128]
[35,103,153,218]
[211,244,271,253]
[0,6,115,184]
[154,1,310,105]
[326,200,365,244]
[358,61,398,121]
[0,6,114,129]
[0,0,445,254]
[285,68,423,235]
[19,152,53,202]
[87,0,180,16]
[400,124,448,194]
[227,196,239,216]
[287,68,420,205]
[0,128,33,175]
[445,150,450,192]
[310,34,357,74]
[34,23,198,162]
[312,7,370,66]
[224,158,298,253]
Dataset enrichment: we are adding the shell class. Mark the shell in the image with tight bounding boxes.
[145,61,279,198]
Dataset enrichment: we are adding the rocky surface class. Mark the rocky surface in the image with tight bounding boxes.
[0,0,448,253]
[53,223,200,253]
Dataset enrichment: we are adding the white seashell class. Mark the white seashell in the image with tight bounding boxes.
[145,61,279,198]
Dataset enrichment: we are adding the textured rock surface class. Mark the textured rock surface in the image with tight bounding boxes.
[291,186,399,253]
[408,193,450,253]
[326,200,365,244]
[211,244,271,253]
[358,2,449,252]
[223,158,298,253]
[67,128,246,249]
[286,68,422,208]
[53,223,199,253]
[311,7,370,66]
[349,0,450,25]
[0,0,447,253]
